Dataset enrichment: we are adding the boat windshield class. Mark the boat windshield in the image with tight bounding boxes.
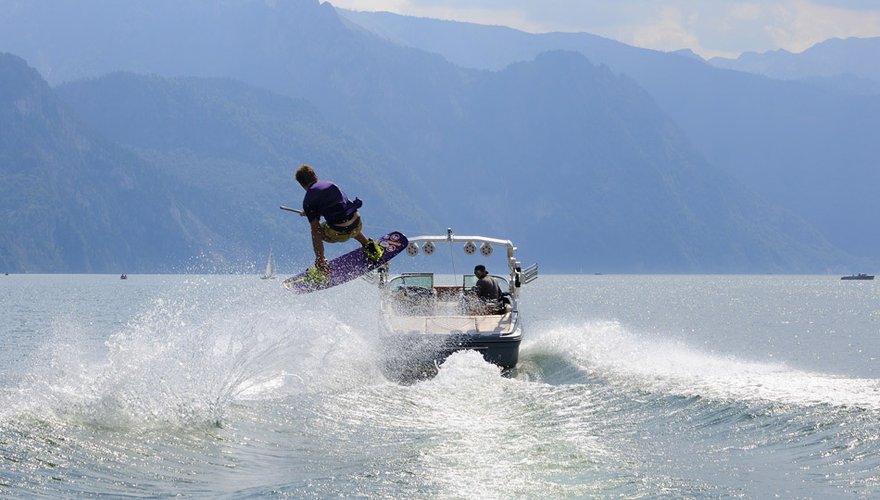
[389,273,433,290]
[389,273,509,290]
[462,274,509,289]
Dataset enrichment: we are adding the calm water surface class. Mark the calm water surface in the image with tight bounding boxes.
[1,274,879,497]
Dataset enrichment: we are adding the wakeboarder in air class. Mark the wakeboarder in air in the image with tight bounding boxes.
[294,164,383,280]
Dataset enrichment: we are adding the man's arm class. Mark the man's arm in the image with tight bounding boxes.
[309,219,327,267]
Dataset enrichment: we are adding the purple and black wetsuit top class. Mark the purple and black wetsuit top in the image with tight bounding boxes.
[302,180,362,229]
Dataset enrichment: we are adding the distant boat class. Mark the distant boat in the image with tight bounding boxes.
[841,273,874,280]
[120,273,128,280]
[261,249,276,279]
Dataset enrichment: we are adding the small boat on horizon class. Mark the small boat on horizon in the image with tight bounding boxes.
[841,273,874,280]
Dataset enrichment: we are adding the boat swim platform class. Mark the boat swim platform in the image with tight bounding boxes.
[386,313,517,335]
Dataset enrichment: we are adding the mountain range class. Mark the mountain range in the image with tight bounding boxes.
[0,0,874,273]
[709,37,880,87]
[338,9,880,263]
[709,37,880,96]
[0,53,206,272]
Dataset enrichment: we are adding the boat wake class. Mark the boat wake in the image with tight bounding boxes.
[522,320,880,411]
[0,278,387,430]
[6,277,878,436]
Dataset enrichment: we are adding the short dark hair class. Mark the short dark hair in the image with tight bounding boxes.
[295,164,318,187]
[474,265,487,274]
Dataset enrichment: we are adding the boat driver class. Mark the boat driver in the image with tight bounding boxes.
[469,264,503,314]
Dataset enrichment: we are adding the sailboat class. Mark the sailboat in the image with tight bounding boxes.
[261,249,276,279]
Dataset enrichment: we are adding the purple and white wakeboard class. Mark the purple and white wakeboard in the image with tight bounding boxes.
[282,231,408,294]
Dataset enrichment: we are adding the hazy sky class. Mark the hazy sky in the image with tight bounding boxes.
[327,0,880,58]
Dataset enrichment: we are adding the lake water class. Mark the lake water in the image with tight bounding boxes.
[1,274,879,497]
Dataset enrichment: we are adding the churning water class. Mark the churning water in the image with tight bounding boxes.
[1,274,879,497]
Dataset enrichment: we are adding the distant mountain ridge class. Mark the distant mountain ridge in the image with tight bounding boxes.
[0,53,210,272]
[0,55,438,273]
[4,48,852,273]
[336,9,880,264]
[444,51,848,272]
[0,1,870,273]
[0,0,470,168]
[709,37,880,85]
[55,71,437,256]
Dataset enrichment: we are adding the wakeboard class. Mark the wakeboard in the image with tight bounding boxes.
[282,231,408,294]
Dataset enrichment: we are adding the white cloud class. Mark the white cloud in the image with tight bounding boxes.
[812,0,880,9]
[623,6,705,55]
[728,3,764,21]
[765,0,880,52]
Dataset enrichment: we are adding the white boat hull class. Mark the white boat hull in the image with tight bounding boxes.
[379,312,522,379]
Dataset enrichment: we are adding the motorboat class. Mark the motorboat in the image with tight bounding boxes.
[374,229,537,380]
[841,273,874,280]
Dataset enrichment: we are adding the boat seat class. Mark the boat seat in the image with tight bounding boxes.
[387,316,428,334]
[426,316,476,334]
[392,286,436,315]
